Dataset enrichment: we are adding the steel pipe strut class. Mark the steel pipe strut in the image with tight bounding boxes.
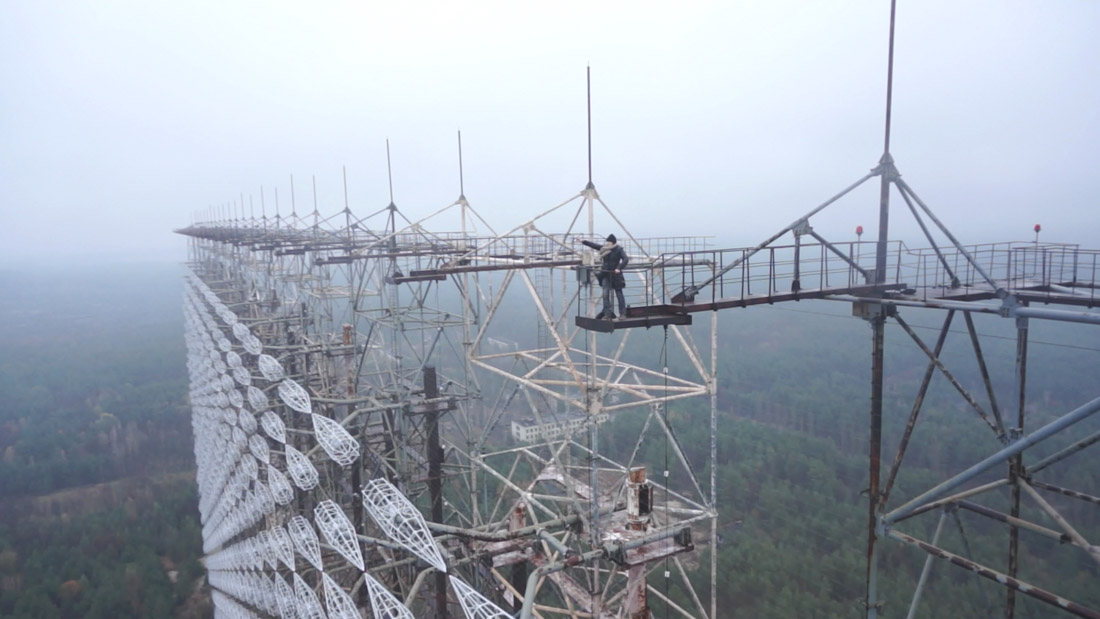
[893,313,1001,438]
[518,525,692,618]
[1019,480,1100,566]
[536,528,572,557]
[894,178,1000,291]
[672,171,877,302]
[519,549,603,619]
[1014,306,1100,326]
[825,294,1002,315]
[882,310,955,507]
[957,501,1072,545]
[896,479,1009,523]
[905,509,948,619]
[887,529,1100,619]
[424,507,613,542]
[1029,429,1100,474]
[885,395,1100,524]
[1029,480,1100,507]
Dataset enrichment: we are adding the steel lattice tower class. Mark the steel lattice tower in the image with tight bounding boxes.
[180,147,717,618]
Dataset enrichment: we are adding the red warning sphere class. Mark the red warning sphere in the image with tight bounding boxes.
[1034,224,1042,233]
[856,225,864,236]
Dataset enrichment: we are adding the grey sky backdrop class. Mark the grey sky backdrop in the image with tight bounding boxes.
[2,0,1097,268]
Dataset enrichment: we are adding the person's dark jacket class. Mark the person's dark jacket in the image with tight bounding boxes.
[581,240,629,289]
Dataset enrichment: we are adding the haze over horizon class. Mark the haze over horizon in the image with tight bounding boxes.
[2,0,1098,269]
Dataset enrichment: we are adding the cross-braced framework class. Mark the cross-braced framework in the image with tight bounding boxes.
[179,5,1098,618]
[180,154,721,619]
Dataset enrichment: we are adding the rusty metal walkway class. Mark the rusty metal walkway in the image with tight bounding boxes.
[580,240,1100,332]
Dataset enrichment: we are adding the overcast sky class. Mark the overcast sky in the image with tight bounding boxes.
[2,0,1097,267]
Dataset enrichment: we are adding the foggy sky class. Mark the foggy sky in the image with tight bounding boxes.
[2,0,1097,268]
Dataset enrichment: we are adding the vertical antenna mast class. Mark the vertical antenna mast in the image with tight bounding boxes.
[585,66,596,238]
[343,165,352,244]
[273,186,280,228]
[312,175,319,228]
[386,139,395,206]
[385,140,397,244]
[874,0,898,283]
[343,166,350,213]
[882,0,897,156]
[586,65,593,189]
[457,130,465,200]
[457,131,469,252]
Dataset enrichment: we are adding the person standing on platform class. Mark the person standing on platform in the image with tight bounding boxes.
[580,234,629,319]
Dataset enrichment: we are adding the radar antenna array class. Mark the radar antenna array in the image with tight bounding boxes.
[177,10,1099,616]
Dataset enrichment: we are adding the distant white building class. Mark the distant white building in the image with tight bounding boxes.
[511,411,609,443]
[486,337,519,352]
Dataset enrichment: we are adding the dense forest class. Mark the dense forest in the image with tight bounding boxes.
[0,265,194,495]
[0,264,208,618]
[0,480,206,618]
[0,263,1096,618]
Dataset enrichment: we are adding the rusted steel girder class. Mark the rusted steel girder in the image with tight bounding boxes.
[887,529,1100,619]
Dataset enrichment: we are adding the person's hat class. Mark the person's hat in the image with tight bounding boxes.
[606,234,617,243]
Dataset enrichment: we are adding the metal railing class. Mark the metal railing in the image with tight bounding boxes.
[900,242,1098,304]
[618,240,898,309]
[611,241,1100,311]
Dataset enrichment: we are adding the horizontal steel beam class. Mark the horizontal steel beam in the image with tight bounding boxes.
[1014,305,1100,325]
[661,283,907,314]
